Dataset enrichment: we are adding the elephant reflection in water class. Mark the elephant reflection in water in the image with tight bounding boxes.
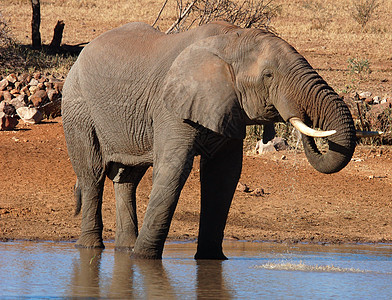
[69,248,232,298]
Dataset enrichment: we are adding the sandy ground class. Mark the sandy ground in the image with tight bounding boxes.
[0,118,391,245]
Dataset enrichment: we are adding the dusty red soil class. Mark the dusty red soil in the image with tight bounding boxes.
[1,118,391,244]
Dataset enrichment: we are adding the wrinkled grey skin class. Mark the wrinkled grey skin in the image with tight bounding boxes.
[62,21,356,259]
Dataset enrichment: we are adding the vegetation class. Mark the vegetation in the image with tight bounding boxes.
[157,0,280,33]
[351,0,380,28]
[347,57,371,79]
[0,0,391,146]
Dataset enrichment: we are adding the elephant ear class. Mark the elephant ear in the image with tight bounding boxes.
[162,41,245,139]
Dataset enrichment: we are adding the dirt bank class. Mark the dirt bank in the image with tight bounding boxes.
[1,118,391,244]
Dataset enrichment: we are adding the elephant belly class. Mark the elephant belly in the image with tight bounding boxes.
[97,120,154,168]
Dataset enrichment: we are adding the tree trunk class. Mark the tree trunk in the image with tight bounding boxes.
[31,0,41,49]
[50,20,65,49]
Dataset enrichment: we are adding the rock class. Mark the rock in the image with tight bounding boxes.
[54,81,64,93]
[16,106,43,124]
[373,96,380,104]
[30,90,48,107]
[29,78,39,86]
[3,90,12,102]
[10,95,28,109]
[18,73,30,85]
[44,82,53,89]
[236,182,250,193]
[359,91,372,99]
[40,98,62,118]
[271,137,290,151]
[255,140,276,154]
[37,82,45,90]
[255,137,290,154]
[0,101,16,115]
[29,85,38,95]
[250,188,265,197]
[0,112,18,130]
[10,89,20,95]
[364,98,373,104]
[14,81,22,90]
[21,86,31,96]
[0,78,8,91]
[33,72,41,80]
[5,73,17,83]
[46,89,60,101]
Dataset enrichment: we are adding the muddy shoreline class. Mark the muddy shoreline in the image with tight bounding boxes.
[1,118,391,245]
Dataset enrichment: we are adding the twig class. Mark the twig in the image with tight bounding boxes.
[152,0,169,27]
[165,0,198,34]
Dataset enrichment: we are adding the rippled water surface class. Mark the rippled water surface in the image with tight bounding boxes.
[0,241,391,298]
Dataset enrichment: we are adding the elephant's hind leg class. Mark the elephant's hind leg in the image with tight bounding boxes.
[63,110,106,249]
[75,178,105,248]
[109,164,149,250]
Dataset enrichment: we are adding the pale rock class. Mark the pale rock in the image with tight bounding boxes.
[3,90,12,102]
[10,95,27,109]
[0,78,8,91]
[373,96,380,104]
[5,73,17,83]
[29,78,39,86]
[236,182,250,193]
[255,140,276,154]
[16,106,43,124]
[250,188,265,197]
[359,91,372,99]
[29,85,38,95]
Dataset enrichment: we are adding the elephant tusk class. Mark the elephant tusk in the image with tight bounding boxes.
[289,117,337,138]
[356,130,383,138]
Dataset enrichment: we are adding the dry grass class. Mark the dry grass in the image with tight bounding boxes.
[1,0,391,144]
[1,0,390,95]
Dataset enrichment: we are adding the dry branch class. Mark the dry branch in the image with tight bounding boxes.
[165,0,197,34]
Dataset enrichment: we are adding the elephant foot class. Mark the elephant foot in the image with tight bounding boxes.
[114,231,137,250]
[75,233,105,249]
[194,250,228,260]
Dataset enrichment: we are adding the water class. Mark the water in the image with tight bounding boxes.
[0,241,391,299]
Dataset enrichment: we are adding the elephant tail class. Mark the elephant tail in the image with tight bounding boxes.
[74,180,82,216]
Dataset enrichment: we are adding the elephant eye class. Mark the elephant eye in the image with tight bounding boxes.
[263,70,273,78]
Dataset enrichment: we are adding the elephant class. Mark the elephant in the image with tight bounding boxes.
[62,21,357,259]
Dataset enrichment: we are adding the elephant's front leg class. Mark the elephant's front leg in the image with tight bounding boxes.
[195,138,243,260]
[132,124,197,259]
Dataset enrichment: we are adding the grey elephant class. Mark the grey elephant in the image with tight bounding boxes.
[62,21,356,259]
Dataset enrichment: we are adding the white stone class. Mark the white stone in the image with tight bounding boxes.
[16,106,43,124]
[255,140,276,154]
[359,91,372,98]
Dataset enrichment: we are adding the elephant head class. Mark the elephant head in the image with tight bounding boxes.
[163,26,356,174]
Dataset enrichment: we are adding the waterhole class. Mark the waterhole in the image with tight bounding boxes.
[0,241,391,298]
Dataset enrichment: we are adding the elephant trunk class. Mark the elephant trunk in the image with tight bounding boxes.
[281,64,356,174]
[301,93,356,174]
